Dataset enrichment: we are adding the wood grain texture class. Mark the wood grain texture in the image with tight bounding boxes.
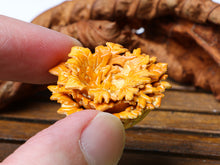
[0,120,49,141]
[0,100,63,121]
[160,91,220,113]
[125,129,220,157]
[0,142,21,162]
[136,111,220,134]
[119,150,220,165]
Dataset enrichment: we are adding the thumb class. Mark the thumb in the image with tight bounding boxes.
[2,110,125,165]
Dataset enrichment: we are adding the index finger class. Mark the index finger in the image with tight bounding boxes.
[0,15,81,84]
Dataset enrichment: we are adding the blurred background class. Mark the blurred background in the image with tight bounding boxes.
[0,0,220,22]
[0,0,66,22]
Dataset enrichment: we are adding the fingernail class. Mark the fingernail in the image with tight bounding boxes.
[69,36,82,46]
[80,112,125,165]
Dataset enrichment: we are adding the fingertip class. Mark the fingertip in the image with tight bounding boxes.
[0,15,82,84]
[80,112,125,165]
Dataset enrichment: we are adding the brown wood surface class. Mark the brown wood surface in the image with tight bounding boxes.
[0,120,50,141]
[0,81,220,164]
[161,91,220,113]
[125,129,220,157]
[0,142,21,161]
[137,111,220,134]
[119,150,220,165]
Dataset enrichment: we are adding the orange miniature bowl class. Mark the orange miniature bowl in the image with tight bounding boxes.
[48,42,171,129]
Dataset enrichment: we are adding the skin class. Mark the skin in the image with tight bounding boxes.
[0,15,125,165]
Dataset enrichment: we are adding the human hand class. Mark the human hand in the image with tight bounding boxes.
[0,15,125,165]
